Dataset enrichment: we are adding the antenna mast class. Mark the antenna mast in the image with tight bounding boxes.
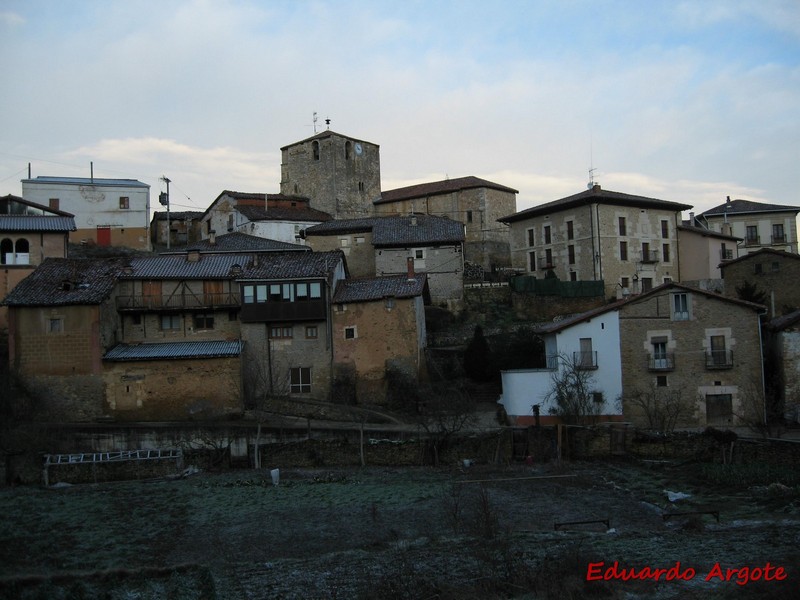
[312,112,318,134]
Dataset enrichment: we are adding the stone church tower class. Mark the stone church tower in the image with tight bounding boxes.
[280,129,381,219]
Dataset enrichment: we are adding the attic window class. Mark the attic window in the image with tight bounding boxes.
[60,280,73,291]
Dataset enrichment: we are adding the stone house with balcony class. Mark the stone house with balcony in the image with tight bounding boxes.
[498,302,625,425]
[499,185,692,299]
[331,270,429,405]
[303,214,465,309]
[697,197,799,256]
[200,191,332,246]
[719,248,800,319]
[1,195,76,329]
[21,176,151,250]
[374,176,518,276]
[619,283,765,429]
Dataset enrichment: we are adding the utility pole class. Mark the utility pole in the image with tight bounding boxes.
[159,176,171,249]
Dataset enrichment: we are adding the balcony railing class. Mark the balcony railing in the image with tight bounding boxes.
[771,234,787,244]
[640,250,660,264]
[573,351,598,370]
[720,249,734,261]
[545,355,559,370]
[744,235,760,247]
[116,291,240,311]
[706,350,734,369]
[647,353,675,371]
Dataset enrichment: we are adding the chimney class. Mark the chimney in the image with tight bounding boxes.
[689,212,695,225]
[187,250,201,263]
[407,256,415,281]
[726,196,731,204]
[410,215,417,226]
[209,230,216,245]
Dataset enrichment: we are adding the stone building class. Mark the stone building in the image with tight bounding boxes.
[765,309,800,425]
[719,248,800,319]
[499,185,692,299]
[303,214,465,309]
[374,176,518,275]
[280,129,381,219]
[697,197,800,256]
[331,272,428,405]
[1,195,76,329]
[22,176,151,250]
[619,283,765,429]
[150,210,203,248]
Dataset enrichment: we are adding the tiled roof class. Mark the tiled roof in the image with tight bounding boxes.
[104,340,243,361]
[151,211,203,221]
[236,204,333,223]
[304,214,465,247]
[701,198,800,217]
[22,176,149,188]
[2,258,124,306]
[121,254,255,279]
[239,250,345,280]
[499,185,693,223]
[332,274,427,303]
[0,215,76,232]
[378,176,518,205]
[179,232,309,253]
[719,247,800,268]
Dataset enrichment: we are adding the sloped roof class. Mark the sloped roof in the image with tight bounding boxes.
[121,254,255,279]
[1,194,75,217]
[2,258,124,306]
[239,250,345,280]
[22,176,149,188]
[377,176,518,205]
[236,204,333,223]
[701,198,800,217]
[0,215,76,232]
[104,340,243,361]
[767,308,800,332]
[332,274,427,303]
[719,247,800,269]
[499,185,693,223]
[280,129,377,151]
[151,211,203,222]
[304,214,465,247]
[178,232,309,253]
[677,224,740,241]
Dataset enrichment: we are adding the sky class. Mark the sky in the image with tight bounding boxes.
[1,0,799,219]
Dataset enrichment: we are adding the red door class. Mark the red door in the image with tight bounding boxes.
[96,226,111,246]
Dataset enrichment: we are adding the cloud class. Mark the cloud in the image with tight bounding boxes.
[0,11,24,27]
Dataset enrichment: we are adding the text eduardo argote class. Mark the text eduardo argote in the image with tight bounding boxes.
[586,561,788,586]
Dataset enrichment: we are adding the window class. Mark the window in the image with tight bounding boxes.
[620,241,628,261]
[745,225,758,245]
[358,181,365,192]
[772,223,785,243]
[568,245,575,264]
[243,285,254,304]
[312,141,320,161]
[160,314,181,330]
[656,375,668,387]
[618,217,627,236]
[466,210,473,223]
[270,326,293,339]
[772,262,780,272]
[641,277,653,292]
[340,238,350,247]
[569,271,577,281]
[641,242,651,262]
[651,338,671,370]
[545,248,553,267]
[305,326,318,339]
[227,214,234,231]
[48,317,63,333]
[345,141,352,160]
[526,228,535,247]
[228,310,238,321]
[355,237,365,244]
[310,282,322,299]
[344,326,357,339]
[662,243,670,263]
[576,338,596,369]
[415,249,425,260]
[754,263,763,275]
[620,277,630,290]
[708,335,732,368]
[0,238,12,264]
[49,198,59,210]
[528,252,536,271]
[567,220,574,240]
[544,225,551,244]
[131,314,142,326]
[592,391,604,404]
[661,220,669,239]
[290,367,311,394]
[672,293,689,320]
[269,284,282,302]
[193,313,214,329]
[119,197,130,209]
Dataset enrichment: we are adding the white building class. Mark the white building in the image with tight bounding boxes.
[22,176,150,250]
[498,304,624,425]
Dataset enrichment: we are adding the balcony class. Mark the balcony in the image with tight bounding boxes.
[706,350,734,370]
[720,249,734,261]
[647,353,675,371]
[116,291,240,312]
[771,234,787,244]
[539,256,555,270]
[744,235,760,247]
[640,250,660,264]
[545,355,559,370]
[573,351,598,370]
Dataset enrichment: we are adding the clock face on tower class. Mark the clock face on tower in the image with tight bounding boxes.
[354,142,363,156]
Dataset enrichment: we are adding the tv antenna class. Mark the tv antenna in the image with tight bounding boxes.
[312,112,318,134]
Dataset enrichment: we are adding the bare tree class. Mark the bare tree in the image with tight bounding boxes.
[625,382,693,433]
[544,353,598,425]
[734,381,785,439]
